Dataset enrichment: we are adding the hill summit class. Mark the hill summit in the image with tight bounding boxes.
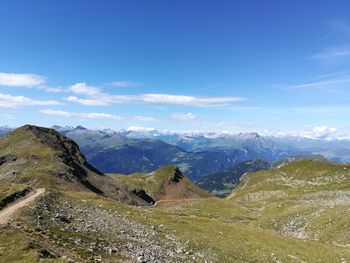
[0,125,147,205]
[112,165,211,205]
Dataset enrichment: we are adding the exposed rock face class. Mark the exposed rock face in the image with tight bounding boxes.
[155,167,211,201]
[0,125,148,206]
[132,189,155,205]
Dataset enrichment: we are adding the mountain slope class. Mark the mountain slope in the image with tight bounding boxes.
[0,125,147,205]
[198,159,271,197]
[228,159,350,244]
[112,165,211,204]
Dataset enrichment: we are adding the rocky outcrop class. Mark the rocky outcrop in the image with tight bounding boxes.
[114,166,211,204]
[155,167,211,201]
[29,192,207,262]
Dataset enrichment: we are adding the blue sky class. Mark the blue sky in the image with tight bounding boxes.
[1,0,350,138]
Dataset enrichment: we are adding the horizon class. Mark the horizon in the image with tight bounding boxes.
[1,1,350,139]
[2,123,350,141]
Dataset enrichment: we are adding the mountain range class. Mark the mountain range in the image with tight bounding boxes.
[2,125,350,188]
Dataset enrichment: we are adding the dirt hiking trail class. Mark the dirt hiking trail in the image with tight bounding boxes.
[0,188,45,225]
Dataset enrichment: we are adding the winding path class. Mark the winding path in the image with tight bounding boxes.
[0,188,45,225]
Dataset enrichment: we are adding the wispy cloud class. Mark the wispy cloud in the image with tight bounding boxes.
[217,121,255,127]
[286,77,350,90]
[171,112,197,120]
[328,21,350,37]
[127,126,156,132]
[108,80,141,88]
[0,93,60,107]
[290,106,350,114]
[133,115,154,122]
[309,71,346,81]
[311,46,350,60]
[278,73,350,94]
[39,86,66,93]
[39,109,122,120]
[0,72,46,87]
[65,82,245,107]
[66,96,108,106]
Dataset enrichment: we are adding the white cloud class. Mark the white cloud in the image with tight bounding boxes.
[140,94,243,107]
[65,83,245,107]
[0,72,46,87]
[265,125,349,141]
[69,82,100,96]
[217,121,255,127]
[39,85,66,93]
[171,112,197,120]
[39,109,122,120]
[133,115,154,122]
[62,82,245,107]
[0,93,60,107]
[127,126,156,132]
[299,126,343,140]
[39,109,72,117]
[109,81,140,87]
[80,112,122,120]
[66,96,108,106]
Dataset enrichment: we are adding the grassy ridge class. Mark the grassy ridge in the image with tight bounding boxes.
[228,160,350,244]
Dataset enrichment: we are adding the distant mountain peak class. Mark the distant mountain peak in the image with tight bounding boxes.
[74,125,87,131]
[237,132,260,139]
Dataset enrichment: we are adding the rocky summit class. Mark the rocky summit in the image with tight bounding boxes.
[112,165,211,205]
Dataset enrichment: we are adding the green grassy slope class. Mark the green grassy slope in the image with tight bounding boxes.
[227,159,350,244]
